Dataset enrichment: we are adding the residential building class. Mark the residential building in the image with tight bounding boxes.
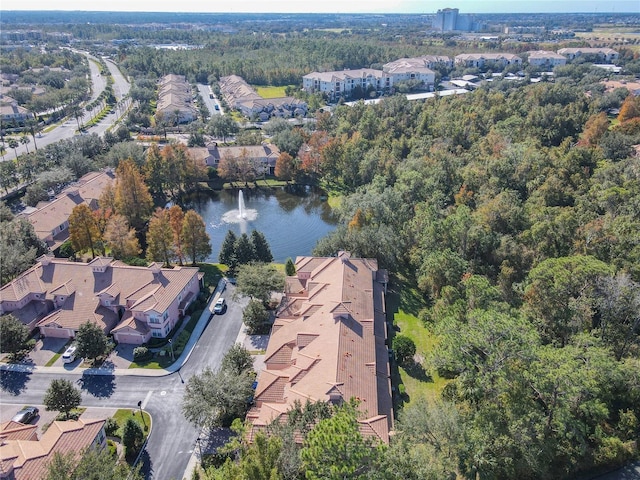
[0,102,30,124]
[0,256,202,344]
[236,97,307,121]
[156,74,197,124]
[21,169,116,251]
[0,418,106,480]
[557,47,619,63]
[218,75,306,120]
[454,53,523,69]
[246,252,393,444]
[303,69,390,100]
[382,58,437,90]
[190,143,281,176]
[526,50,567,68]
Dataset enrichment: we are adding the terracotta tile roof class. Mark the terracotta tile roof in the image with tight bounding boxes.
[0,422,38,441]
[249,253,392,444]
[0,418,105,480]
[1,257,199,335]
[23,170,115,246]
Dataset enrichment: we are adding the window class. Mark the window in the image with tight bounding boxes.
[149,316,160,324]
[163,311,168,321]
[152,331,161,337]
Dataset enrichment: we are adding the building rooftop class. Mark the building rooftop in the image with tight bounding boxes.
[0,418,105,480]
[247,252,392,444]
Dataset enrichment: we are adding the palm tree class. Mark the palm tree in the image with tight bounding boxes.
[19,135,30,154]
[70,104,84,131]
[26,113,38,151]
[8,138,19,158]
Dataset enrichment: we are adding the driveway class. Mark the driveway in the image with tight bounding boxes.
[27,337,69,366]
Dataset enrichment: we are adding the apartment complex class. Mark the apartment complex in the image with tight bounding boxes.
[188,143,281,175]
[557,47,619,63]
[247,252,393,444]
[0,256,202,344]
[302,57,442,101]
[219,75,307,121]
[21,170,115,251]
[156,74,197,124]
[526,50,567,67]
[0,419,106,480]
[454,53,523,68]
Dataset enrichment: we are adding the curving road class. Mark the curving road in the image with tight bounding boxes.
[5,52,131,161]
[0,284,247,480]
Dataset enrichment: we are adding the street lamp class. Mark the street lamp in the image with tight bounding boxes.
[137,400,146,428]
[168,339,174,361]
[195,436,202,466]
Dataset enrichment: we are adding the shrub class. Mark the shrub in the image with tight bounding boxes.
[104,417,119,437]
[393,334,416,366]
[133,346,149,361]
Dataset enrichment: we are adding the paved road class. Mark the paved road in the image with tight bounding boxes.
[0,283,247,480]
[196,83,223,117]
[5,53,131,161]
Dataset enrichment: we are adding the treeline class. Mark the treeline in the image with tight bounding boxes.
[189,68,640,480]
[297,75,639,477]
[119,34,426,85]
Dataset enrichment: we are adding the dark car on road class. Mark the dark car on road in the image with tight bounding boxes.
[12,407,39,424]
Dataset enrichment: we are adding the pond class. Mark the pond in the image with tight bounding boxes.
[189,186,337,263]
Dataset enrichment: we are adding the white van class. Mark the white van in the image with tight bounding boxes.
[62,345,77,363]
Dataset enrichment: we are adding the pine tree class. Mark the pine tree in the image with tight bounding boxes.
[234,233,256,265]
[251,230,273,263]
[219,230,237,266]
[285,258,296,276]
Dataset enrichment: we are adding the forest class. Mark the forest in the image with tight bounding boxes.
[1,15,639,477]
[196,68,640,478]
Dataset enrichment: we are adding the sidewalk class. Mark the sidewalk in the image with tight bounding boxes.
[0,279,227,378]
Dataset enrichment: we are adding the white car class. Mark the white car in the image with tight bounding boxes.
[213,298,226,314]
[62,345,77,363]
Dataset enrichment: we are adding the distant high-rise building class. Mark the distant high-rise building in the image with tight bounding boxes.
[432,7,480,32]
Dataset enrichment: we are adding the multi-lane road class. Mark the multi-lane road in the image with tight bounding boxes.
[0,284,248,480]
[4,52,131,161]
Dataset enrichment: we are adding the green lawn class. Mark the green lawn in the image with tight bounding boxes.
[254,85,289,98]
[112,408,151,436]
[387,274,448,405]
[197,262,228,293]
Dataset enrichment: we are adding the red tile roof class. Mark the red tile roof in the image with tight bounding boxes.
[248,253,392,444]
[0,418,105,480]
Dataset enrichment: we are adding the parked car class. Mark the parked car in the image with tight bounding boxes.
[12,407,39,424]
[62,345,77,363]
[213,297,226,314]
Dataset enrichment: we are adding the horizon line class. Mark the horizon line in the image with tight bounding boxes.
[3,9,639,15]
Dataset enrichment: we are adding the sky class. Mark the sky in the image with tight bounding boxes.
[6,0,640,14]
